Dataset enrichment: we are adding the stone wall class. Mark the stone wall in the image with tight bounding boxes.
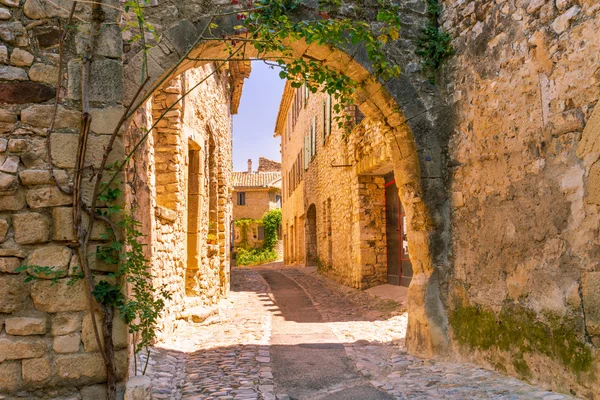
[279,85,392,289]
[129,63,234,340]
[441,0,600,395]
[257,157,281,172]
[0,0,131,396]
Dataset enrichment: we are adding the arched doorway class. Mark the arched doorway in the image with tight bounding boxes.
[121,5,450,358]
[305,204,317,267]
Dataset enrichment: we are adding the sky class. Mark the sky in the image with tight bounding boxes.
[232,61,286,172]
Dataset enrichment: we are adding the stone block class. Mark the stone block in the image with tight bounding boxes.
[0,336,47,362]
[5,317,47,335]
[0,109,16,123]
[9,139,30,153]
[0,188,26,210]
[55,350,128,384]
[10,48,34,67]
[0,8,9,20]
[31,279,87,312]
[124,376,152,400]
[0,171,18,194]
[82,312,128,352]
[19,169,54,186]
[52,207,76,241]
[68,59,123,103]
[21,105,80,130]
[582,272,600,336]
[53,333,81,353]
[0,275,27,313]
[0,65,28,80]
[13,212,51,244]
[22,356,51,385]
[28,63,58,85]
[0,361,21,392]
[26,186,72,208]
[51,313,83,336]
[51,132,124,170]
[24,245,72,278]
[0,44,5,63]
[91,106,126,134]
[0,154,20,173]
[95,24,123,59]
[0,82,55,104]
[87,244,117,273]
[0,256,19,273]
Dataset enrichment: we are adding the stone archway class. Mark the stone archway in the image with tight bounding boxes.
[122,2,451,357]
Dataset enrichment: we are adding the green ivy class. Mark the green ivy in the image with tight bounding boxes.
[261,208,282,252]
[415,0,454,83]
[234,218,258,249]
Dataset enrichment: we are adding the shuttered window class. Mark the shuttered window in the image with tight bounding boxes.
[324,94,332,138]
[311,116,317,157]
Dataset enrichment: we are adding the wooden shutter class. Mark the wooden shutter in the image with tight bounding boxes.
[325,94,331,136]
[312,116,317,155]
[304,135,310,169]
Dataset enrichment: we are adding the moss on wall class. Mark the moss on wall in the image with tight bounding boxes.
[449,303,593,378]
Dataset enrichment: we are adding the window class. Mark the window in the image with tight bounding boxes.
[237,192,246,206]
[276,195,282,208]
[258,226,265,240]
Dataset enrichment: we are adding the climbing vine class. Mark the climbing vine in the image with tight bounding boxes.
[261,209,282,252]
[415,0,454,82]
[234,218,258,249]
[234,209,282,266]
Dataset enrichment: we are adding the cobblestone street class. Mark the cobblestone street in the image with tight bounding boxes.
[144,263,573,400]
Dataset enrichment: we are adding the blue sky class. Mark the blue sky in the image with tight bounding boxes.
[232,61,286,172]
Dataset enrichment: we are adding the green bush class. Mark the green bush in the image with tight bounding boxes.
[236,248,279,267]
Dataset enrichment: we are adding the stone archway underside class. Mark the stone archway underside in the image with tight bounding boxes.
[124,9,450,357]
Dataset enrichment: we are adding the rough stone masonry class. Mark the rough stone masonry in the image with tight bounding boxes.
[0,0,598,398]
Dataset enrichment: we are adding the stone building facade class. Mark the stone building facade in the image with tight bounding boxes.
[129,62,243,338]
[232,158,282,253]
[0,0,599,397]
[278,83,411,289]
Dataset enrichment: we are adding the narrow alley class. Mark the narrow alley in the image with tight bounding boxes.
[144,264,571,400]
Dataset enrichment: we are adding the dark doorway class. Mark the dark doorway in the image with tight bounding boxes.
[306,204,318,266]
[385,173,413,287]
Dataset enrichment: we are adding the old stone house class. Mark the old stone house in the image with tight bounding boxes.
[232,158,282,255]
[277,83,411,289]
[1,0,600,398]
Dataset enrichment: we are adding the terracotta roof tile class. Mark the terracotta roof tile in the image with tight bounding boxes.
[233,172,281,188]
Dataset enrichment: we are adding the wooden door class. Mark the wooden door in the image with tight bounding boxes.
[385,173,413,287]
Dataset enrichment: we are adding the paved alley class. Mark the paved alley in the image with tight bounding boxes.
[143,264,573,400]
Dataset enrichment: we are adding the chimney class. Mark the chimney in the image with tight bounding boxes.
[247,159,252,173]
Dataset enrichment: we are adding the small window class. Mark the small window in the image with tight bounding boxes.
[276,195,282,208]
[237,192,246,206]
[258,226,265,240]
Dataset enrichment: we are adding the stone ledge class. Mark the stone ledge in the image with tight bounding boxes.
[155,205,177,222]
